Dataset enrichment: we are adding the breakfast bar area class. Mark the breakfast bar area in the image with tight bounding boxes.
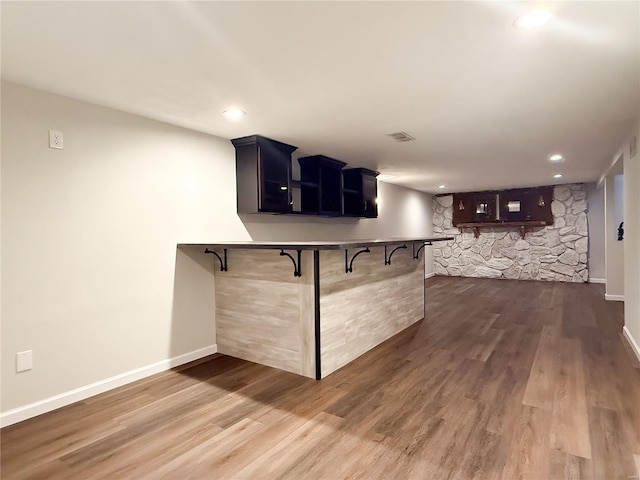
[180,237,451,380]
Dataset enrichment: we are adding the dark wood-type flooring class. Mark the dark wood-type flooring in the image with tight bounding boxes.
[2,276,640,479]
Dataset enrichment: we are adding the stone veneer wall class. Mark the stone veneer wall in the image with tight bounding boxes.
[432,184,589,282]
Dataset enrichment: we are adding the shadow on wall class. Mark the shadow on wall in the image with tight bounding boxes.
[169,246,218,358]
[238,214,361,242]
[237,181,433,242]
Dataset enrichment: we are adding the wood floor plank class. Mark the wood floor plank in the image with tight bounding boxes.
[500,405,552,480]
[589,406,639,480]
[466,328,506,362]
[484,362,529,436]
[0,392,153,459]
[233,411,344,479]
[0,420,127,478]
[2,277,639,480]
[550,337,592,459]
[275,417,392,480]
[195,388,349,479]
[202,411,321,478]
[154,417,266,479]
[6,459,74,480]
[447,427,504,480]
[522,323,562,410]
[606,338,640,449]
[548,449,594,480]
[80,403,226,479]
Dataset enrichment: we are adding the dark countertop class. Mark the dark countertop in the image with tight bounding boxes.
[179,237,454,251]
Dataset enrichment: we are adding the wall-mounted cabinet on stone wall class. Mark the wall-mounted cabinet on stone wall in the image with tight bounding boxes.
[433,184,589,283]
[452,186,553,226]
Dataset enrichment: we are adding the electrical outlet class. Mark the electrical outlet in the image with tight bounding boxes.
[16,350,33,372]
[49,130,64,149]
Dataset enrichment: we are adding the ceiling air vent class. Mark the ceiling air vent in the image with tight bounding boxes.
[388,131,415,142]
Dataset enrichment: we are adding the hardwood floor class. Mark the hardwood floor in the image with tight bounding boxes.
[2,276,639,479]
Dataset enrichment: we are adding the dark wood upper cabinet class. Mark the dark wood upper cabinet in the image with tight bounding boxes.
[232,135,297,214]
[232,134,377,217]
[298,155,346,216]
[343,168,379,218]
[452,186,554,227]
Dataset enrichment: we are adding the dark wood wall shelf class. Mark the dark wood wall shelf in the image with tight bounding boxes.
[457,221,547,239]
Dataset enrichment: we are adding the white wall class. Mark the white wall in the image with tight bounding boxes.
[586,182,605,281]
[1,82,246,415]
[602,123,640,361]
[614,175,624,227]
[1,82,434,418]
[605,173,625,298]
[623,126,640,359]
[239,181,433,241]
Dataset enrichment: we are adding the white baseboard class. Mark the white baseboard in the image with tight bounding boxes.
[589,277,606,284]
[0,344,217,428]
[605,294,625,302]
[623,326,640,364]
[425,272,435,279]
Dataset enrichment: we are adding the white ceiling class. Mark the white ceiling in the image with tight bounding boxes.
[2,1,638,193]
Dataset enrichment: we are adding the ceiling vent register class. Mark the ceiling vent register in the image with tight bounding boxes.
[388,132,415,142]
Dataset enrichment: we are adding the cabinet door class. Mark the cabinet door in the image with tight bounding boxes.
[524,186,553,224]
[342,169,363,216]
[342,168,378,217]
[362,174,378,218]
[452,193,474,226]
[499,189,526,222]
[473,193,496,222]
[259,143,292,212]
[298,155,346,215]
[320,167,343,215]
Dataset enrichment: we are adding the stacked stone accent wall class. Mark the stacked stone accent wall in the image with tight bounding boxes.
[432,184,589,282]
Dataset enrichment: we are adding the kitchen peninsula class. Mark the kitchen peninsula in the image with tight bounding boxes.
[180,237,452,379]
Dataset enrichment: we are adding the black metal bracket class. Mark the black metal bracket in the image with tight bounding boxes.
[412,241,432,260]
[384,244,407,265]
[280,249,302,277]
[345,247,371,273]
[204,248,228,272]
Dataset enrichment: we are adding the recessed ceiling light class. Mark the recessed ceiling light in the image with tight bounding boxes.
[514,10,552,29]
[222,108,246,120]
[438,184,446,189]
[553,173,563,179]
[549,153,563,162]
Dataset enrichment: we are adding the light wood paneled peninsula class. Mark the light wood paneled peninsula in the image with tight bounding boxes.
[179,238,452,379]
